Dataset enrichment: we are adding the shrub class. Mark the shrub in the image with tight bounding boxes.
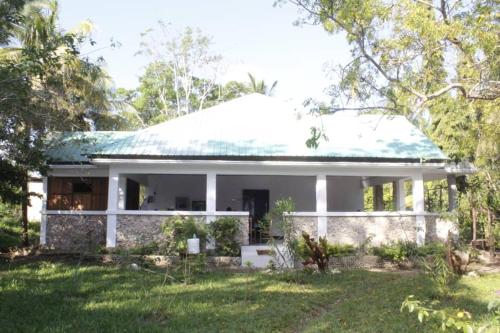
[161,216,208,256]
[300,232,330,272]
[372,241,418,263]
[298,239,356,259]
[209,217,241,256]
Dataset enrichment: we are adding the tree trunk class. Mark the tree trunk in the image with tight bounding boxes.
[21,175,29,246]
[471,206,478,241]
[487,208,495,260]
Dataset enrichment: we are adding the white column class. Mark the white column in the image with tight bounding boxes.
[106,168,119,248]
[118,176,126,210]
[394,179,406,211]
[412,173,426,246]
[447,174,457,211]
[316,174,327,238]
[39,177,48,245]
[206,172,216,223]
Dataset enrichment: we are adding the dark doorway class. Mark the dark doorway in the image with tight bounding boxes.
[242,189,270,244]
[125,179,140,210]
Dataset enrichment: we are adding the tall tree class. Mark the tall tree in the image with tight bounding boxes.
[0,0,112,244]
[137,23,223,117]
[282,0,499,244]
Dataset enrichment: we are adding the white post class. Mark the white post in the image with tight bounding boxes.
[412,173,426,245]
[447,174,457,211]
[394,179,406,211]
[118,176,126,210]
[106,168,119,248]
[316,174,327,238]
[39,177,48,245]
[206,172,216,223]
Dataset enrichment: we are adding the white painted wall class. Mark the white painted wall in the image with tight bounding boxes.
[141,174,206,211]
[28,180,43,222]
[216,175,316,212]
[326,176,364,212]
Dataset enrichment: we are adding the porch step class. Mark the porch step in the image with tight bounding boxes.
[241,244,293,268]
[241,245,273,268]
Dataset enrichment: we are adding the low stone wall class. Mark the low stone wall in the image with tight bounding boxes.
[46,214,106,251]
[326,216,417,246]
[116,214,250,248]
[425,215,458,242]
[292,216,318,240]
[292,214,458,246]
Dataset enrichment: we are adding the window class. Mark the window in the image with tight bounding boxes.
[47,177,108,210]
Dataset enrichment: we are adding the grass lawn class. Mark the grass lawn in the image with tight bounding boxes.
[0,259,498,333]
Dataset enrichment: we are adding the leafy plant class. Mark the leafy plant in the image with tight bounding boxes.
[373,241,418,264]
[422,255,455,296]
[161,216,208,256]
[298,239,356,259]
[209,217,241,256]
[401,296,500,332]
[300,232,330,272]
[267,197,299,269]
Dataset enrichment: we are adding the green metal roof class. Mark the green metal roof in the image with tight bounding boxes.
[46,94,447,163]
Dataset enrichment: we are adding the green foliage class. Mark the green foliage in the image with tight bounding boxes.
[161,216,208,256]
[422,255,455,296]
[300,232,331,272]
[373,241,419,263]
[298,239,356,260]
[373,241,445,264]
[0,202,39,251]
[209,217,241,256]
[401,296,500,332]
[267,197,299,269]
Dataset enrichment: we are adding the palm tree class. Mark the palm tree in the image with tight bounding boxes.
[247,73,278,96]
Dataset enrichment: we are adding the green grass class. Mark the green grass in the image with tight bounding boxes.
[0,260,498,333]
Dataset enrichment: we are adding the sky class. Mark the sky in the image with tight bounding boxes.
[57,0,351,104]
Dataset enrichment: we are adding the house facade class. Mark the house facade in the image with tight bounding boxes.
[40,94,470,255]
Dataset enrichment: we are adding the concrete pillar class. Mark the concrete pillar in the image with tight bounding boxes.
[40,177,48,245]
[206,172,216,223]
[106,168,119,247]
[412,173,426,245]
[447,174,458,211]
[373,185,384,211]
[393,179,406,211]
[316,174,327,238]
[118,175,126,210]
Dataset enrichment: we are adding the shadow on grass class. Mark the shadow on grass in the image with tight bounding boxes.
[0,260,497,333]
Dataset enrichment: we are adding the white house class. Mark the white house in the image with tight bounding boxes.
[40,94,470,258]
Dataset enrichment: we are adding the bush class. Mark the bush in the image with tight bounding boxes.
[298,239,356,260]
[161,216,208,256]
[209,217,241,256]
[373,241,446,263]
[373,241,418,263]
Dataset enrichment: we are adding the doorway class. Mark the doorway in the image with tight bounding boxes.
[242,189,270,244]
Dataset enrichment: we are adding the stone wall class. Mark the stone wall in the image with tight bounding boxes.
[116,214,250,248]
[291,216,318,240]
[326,216,417,245]
[46,214,106,251]
[425,215,458,242]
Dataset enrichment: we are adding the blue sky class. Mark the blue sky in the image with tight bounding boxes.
[58,0,351,103]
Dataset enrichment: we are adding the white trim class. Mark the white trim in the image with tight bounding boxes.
[43,210,106,215]
[412,173,426,245]
[42,209,250,216]
[40,177,48,245]
[115,210,249,216]
[287,211,438,217]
